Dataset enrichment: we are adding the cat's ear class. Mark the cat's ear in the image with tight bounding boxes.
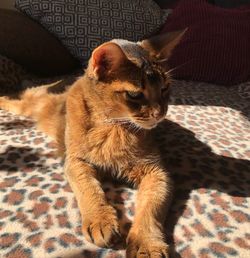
[140,29,187,60]
[90,42,127,80]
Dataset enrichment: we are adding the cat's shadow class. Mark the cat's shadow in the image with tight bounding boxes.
[100,119,249,256]
[155,120,250,257]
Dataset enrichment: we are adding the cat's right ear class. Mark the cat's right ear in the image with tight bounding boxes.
[89,42,127,80]
[140,29,187,60]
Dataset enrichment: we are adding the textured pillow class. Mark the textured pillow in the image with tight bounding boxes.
[0,54,29,94]
[160,0,250,85]
[153,0,178,9]
[15,0,167,66]
[214,0,250,8]
[0,8,80,76]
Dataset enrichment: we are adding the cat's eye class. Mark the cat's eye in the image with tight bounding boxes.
[161,87,169,95]
[161,84,170,96]
[126,91,144,100]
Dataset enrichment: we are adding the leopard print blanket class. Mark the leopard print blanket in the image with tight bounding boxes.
[0,79,249,258]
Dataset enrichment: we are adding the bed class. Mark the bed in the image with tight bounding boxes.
[0,76,249,258]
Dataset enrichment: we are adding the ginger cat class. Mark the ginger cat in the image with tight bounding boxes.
[0,30,185,257]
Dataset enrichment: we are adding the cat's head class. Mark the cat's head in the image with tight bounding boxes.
[86,30,186,129]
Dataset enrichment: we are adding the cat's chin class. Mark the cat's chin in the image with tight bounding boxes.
[140,124,158,130]
[133,121,159,130]
[113,120,157,130]
[135,117,166,130]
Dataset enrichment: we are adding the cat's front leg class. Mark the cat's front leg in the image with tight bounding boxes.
[126,164,173,258]
[64,158,120,247]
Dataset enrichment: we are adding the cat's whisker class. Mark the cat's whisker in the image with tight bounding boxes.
[105,117,132,124]
[156,58,168,63]
[105,117,142,133]
[109,117,131,121]
[104,118,131,125]
[127,121,143,133]
[164,58,196,77]
[133,125,142,134]
[134,118,149,121]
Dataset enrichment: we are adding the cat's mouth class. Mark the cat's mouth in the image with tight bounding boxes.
[105,116,165,130]
[133,117,165,129]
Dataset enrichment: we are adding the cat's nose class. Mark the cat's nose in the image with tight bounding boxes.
[151,108,162,120]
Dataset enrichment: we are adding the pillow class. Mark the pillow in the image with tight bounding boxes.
[214,0,250,8]
[0,54,28,94]
[153,0,178,9]
[15,0,167,66]
[159,0,250,85]
[0,9,80,76]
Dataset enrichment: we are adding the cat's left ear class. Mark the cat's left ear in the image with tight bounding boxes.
[89,42,127,80]
[140,28,187,60]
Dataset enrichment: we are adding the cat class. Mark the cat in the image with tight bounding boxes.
[0,30,185,258]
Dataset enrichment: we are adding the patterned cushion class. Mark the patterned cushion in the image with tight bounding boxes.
[15,0,167,66]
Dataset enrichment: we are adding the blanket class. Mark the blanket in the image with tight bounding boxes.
[0,79,249,258]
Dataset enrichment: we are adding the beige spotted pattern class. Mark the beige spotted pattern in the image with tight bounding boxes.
[0,79,249,258]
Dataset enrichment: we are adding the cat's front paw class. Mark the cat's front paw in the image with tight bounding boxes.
[82,205,120,247]
[126,233,169,258]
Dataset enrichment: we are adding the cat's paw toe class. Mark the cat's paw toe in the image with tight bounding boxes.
[126,234,169,258]
[82,206,120,247]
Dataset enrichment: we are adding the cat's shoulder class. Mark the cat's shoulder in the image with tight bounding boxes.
[66,77,85,101]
